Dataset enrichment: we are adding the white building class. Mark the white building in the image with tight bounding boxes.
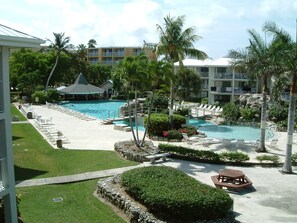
[0,24,45,222]
[175,58,259,104]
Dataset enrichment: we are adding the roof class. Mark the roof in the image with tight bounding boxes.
[59,73,104,95]
[0,24,45,47]
[99,80,113,88]
[174,57,232,67]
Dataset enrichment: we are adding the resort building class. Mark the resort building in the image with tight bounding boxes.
[87,47,156,65]
[175,58,259,104]
[0,24,45,222]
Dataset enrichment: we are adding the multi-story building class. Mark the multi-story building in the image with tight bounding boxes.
[175,58,259,104]
[87,47,156,65]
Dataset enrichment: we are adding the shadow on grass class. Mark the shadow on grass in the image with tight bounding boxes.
[12,136,23,141]
[14,165,48,181]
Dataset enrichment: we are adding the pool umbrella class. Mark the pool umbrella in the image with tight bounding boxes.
[59,73,104,100]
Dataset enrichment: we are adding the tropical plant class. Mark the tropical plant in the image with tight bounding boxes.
[229,25,282,152]
[87,39,97,48]
[222,102,240,122]
[156,14,207,129]
[176,68,201,104]
[45,32,71,91]
[264,21,297,173]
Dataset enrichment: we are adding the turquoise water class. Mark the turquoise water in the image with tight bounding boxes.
[61,100,125,120]
[113,119,146,131]
[61,101,274,140]
[197,124,274,140]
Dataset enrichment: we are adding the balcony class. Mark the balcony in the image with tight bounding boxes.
[213,73,233,79]
[113,53,124,57]
[210,86,232,94]
[234,73,248,79]
[102,52,113,57]
[88,53,98,57]
[199,72,209,78]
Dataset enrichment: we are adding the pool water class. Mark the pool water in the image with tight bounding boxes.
[61,101,275,141]
[197,124,274,140]
[61,100,125,120]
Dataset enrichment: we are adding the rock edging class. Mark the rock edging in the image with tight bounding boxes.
[96,176,166,223]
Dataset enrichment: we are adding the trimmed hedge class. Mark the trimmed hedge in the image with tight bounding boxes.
[159,143,221,162]
[121,166,233,222]
[220,151,250,162]
[146,113,186,137]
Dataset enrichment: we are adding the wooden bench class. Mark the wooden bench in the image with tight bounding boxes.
[211,175,253,191]
[145,153,170,163]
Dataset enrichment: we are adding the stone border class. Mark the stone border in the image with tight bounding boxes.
[96,176,166,223]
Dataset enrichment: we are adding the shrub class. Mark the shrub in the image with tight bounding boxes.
[46,89,61,103]
[222,102,240,122]
[256,155,280,165]
[31,90,47,104]
[174,107,190,116]
[121,166,233,222]
[201,97,208,104]
[158,144,221,162]
[178,126,197,136]
[167,130,183,140]
[146,113,186,137]
[240,107,260,121]
[111,95,126,100]
[144,94,168,110]
[219,151,250,162]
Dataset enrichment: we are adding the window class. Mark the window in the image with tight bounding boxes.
[201,67,209,72]
[216,67,226,73]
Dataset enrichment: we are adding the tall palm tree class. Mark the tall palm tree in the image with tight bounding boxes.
[88,39,97,48]
[229,27,280,152]
[45,32,70,91]
[264,21,297,173]
[156,14,207,129]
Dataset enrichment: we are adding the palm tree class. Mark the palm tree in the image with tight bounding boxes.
[88,39,97,48]
[264,21,297,173]
[229,27,280,152]
[156,14,207,129]
[45,32,70,91]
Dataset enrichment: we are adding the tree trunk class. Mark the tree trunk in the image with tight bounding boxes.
[127,97,140,148]
[45,55,59,92]
[282,74,297,173]
[258,76,268,152]
[169,60,174,129]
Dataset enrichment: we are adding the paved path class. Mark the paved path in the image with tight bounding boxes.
[16,164,146,188]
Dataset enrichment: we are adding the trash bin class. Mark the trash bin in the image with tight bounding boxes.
[56,139,63,148]
[27,112,33,119]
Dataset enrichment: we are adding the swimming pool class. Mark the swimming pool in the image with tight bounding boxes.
[197,124,275,140]
[61,100,125,120]
[61,101,275,140]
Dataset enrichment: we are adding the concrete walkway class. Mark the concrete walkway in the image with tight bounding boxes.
[16,164,146,188]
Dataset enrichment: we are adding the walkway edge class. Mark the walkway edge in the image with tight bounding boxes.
[16,164,145,188]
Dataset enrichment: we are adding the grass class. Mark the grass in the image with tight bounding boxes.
[11,104,27,121]
[13,123,138,181]
[17,179,126,223]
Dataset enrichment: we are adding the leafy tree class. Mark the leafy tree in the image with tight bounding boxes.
[176,68,201,104]
[222,102,240,122]
[45,32,71,91]
[88,39,97,48]
[156,14,207,129]
[87,63,112,86]
[264,21,297,173]
[77,44,87,60]
[229,25,281,152]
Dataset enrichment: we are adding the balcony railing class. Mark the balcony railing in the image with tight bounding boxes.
[214,73,233,79]
[102,53,113,57]
[88,53,98,57]
[199,72,209,77]
[210,86,257,94]
[234,73,248,79]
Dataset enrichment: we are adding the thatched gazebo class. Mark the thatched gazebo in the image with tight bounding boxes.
[59,73,104,100]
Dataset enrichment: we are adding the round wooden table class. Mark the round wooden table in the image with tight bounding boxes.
[219,169,245,184]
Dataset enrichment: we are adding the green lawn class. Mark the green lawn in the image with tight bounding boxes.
[11,103,137,222]
[17,179,126,223]
[13,123,137,181]
[11,104,27,121]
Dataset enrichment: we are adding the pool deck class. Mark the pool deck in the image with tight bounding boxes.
[15,103,297,223]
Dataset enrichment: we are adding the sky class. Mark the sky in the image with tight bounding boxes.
[1,0,297,58]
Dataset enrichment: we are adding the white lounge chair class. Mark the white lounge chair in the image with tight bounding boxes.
[267,139,278,150]
[182,133,200,144]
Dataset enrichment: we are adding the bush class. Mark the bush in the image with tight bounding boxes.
[219,151,250,162]
[31,90,47,104]
[167,130,183,140]
[144,94,168,110]
[146,113,186,137]
[201,97,208,104]
[46,89,61,103]
[240,107,260,121]
[178,126,197,136]
[121,166,233,222]
[256,155,280,165]
[222,102,240,122]
[174,107,190,116]
[158,144,221,162]
[111,95,126,100]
